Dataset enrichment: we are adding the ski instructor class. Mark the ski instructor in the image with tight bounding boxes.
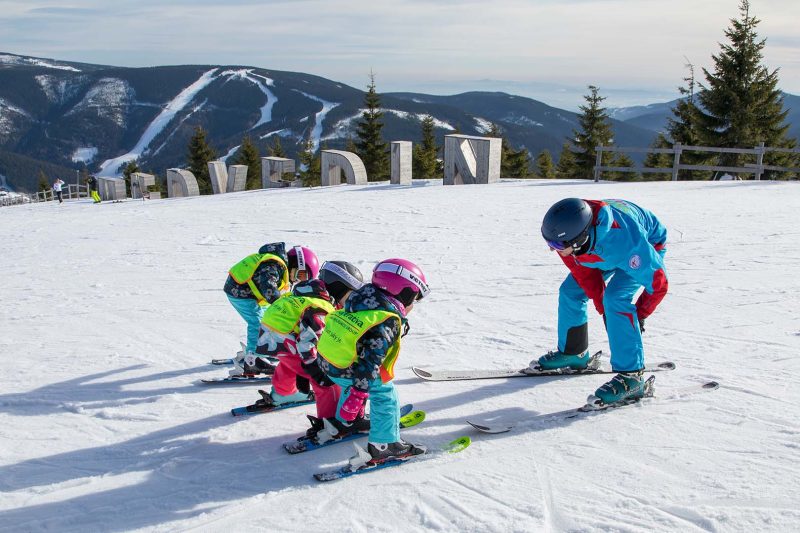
[535,198,668,407]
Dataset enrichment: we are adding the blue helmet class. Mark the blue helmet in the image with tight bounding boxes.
[541,198,593,251]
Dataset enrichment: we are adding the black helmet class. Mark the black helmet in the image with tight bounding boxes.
[318,261,364,304]
[541,198,593,251]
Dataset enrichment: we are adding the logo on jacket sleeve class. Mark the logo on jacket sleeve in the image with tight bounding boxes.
[629,255,641,269]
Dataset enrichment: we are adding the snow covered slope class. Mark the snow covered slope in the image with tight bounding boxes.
[0,179,798,532]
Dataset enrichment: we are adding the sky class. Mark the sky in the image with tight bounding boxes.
[1,0,799,110]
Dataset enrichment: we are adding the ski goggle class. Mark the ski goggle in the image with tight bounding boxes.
[375,263,431,301]
[546,239,569,251]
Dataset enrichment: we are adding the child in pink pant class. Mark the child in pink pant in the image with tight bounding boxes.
[254,262,364,424]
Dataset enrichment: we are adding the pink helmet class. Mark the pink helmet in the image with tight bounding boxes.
[288,246,321,279]
[371,258,430,306]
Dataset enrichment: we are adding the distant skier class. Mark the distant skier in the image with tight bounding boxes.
[86,175,101,203]
[536,198,668,406]
[224,242,320,376]
[254,262,364,432]
[316,258,430,464]
[52,178,65,204]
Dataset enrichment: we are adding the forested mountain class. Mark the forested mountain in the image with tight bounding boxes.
[1,53,658,192]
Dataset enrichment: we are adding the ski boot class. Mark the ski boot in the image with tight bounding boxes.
[254,388,313,409]
[305,413,370,444]
[229,351,277,377]
[530,350,597,372]
[586,370,649,407]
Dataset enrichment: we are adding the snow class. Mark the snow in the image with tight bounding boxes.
[1,179,798,532]
[0,54,81,72]
[323,109,454,142]
[71,147,98,164]
[293,90,339,152]
[98,69,219,177]
[219,69,277,130]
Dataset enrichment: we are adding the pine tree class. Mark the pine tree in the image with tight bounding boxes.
[608,153,639,181]
[695,0,797,175]
[666,61,710,179]
[643,134,674,181]
[355,72,389,181]
[536,150,555,178]
[268,136,286,158]
[37,169,49,192]
[235,136,262,190]
[298,136,320,187]
[186,126,217,194]
[571,85,614,179]
[121,160,140,196]
[412,115,440,178]
[555,142,577,179]
[345,136,358,154]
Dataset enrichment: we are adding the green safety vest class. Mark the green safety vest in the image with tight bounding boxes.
[318,309,402,383]
[261,294,335,335]
[229,253,289,306]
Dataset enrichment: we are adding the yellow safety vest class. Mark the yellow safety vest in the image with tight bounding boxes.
[229,253,289,306]
[317,309,402,383]
[261,294,335,335]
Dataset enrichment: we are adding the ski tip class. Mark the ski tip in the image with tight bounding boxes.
[657,361,677,370]
[443,436,471,453]
[411,367,433,379]
[400,410,426,428]
[702,381,720,390]
[467,420,511,434]
[399,403,414,417]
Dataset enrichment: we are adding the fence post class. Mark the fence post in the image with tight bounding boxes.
[671,142,682,181]
[755,141,765,181]
[594,145,603,182]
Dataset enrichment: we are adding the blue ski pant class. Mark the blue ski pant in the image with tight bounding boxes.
[226,295,264,353]
[558,269,645,372]
[330,376,400,444]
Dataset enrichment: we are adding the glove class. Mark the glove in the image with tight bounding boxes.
[302,359,334,387]
[339,387,369,422]
[639,317,646,334]
[295,375,311,394]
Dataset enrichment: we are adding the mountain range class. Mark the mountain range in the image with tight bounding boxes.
[1,52,798,192]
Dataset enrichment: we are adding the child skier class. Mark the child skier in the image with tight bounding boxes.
[224,242,320,376]
[253,261,365,427]
[316,258,430,464]
[536,198,668,406]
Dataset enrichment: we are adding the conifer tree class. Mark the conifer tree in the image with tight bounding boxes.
[355,72,389,181]
[37,169,49,192]
[666,61,710,179]
[608,153,639,181]
[268,136,286,158]
[555,142,577,179]
[643,134,674,181]
[412,115,441,178]
[345,136,358,154]
[695,0,796,174]
[187,126,217,194]
[298,136,320,187]
[571,86,614,179]
[121,159,140,196]
[536,150,555,178]
[235,136,262,190]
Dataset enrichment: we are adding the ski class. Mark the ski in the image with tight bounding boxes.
[231,397,315,416]
[412,351,675,382]
[210,358,234,365]
[467,379,719,434]
[200,373,273,385]
[284,404,418,454]
[313,436,471,482]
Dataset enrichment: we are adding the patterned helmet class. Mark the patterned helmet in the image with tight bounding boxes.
[287,246,320,279]
[292,279,332,302]
[371,258,429,306]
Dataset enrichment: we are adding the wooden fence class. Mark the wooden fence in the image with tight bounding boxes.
[0,184,88,207]
[593,142,800,181]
